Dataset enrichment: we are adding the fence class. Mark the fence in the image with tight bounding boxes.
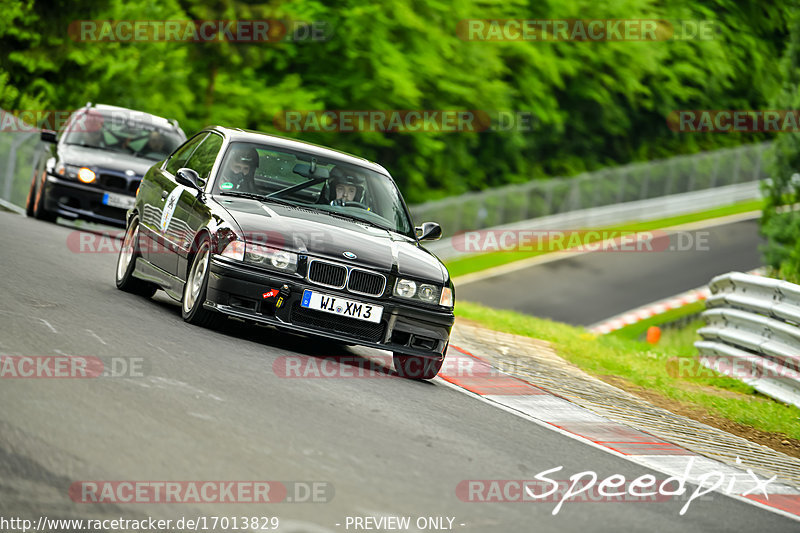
[409,142,771,235]
[695,272,800,408]
[0,112,40,210]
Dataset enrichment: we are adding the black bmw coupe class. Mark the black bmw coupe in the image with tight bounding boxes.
[115,126,454,379]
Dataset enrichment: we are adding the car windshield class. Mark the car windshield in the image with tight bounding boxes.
[213,142,415,236]
[63,110,184,161]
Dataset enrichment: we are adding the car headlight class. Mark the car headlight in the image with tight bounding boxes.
[394,278,449,306]
[418,284,438,302]
[394,279,417,298]
[77,167,96,183]
[244,243,297,273]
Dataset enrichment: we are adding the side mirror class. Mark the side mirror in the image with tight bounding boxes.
[41,130,57,143]
[416,222,442,241]
[176,167,206,190]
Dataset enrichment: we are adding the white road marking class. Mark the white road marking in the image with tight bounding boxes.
[147,376,224,401]
[85,329,107,345]
[38,319,57,334]
[0,310,61,335]
[187,412,215,421]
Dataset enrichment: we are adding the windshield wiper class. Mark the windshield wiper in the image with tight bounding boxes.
[267,177,327,199]
[65,142,99,149]
[218,191,299,208]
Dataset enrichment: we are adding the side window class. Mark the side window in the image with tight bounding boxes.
[165,133,207,175]
[184,133,224,181]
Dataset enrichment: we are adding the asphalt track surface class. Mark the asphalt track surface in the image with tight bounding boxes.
[457,219,764,326]
[0,211,793,531]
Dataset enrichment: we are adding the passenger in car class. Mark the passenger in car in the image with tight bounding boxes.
[221,146,259,192]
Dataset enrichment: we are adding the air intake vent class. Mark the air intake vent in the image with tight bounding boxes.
[307,260,347,289]
[347,269,386,297]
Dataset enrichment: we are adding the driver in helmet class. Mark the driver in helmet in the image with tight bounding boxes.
[221,146,259,192]
[329,167,367,207]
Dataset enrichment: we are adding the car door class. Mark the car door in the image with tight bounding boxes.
[172,132,225,279]
[139,132,208,274]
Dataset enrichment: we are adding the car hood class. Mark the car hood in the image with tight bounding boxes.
[216,197,448,283]
[60,145,156,176]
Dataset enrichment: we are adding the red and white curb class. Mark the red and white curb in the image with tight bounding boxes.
[588,268,765,335]
[439,344,800,520]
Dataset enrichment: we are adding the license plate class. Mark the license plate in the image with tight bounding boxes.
[102,192,135,209]
[300,289,383,323]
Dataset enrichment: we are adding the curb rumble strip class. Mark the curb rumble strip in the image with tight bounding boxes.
[438,327,800,521]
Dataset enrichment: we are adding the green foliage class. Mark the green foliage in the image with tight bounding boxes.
[0,0,794,205]
[761,6,800,283]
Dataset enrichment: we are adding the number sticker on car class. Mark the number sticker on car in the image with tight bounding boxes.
[300,289,383,323]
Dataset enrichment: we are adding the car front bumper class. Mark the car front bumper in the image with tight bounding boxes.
[206,255,454,360]
[43,175,130,227]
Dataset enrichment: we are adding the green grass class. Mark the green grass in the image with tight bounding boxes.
[446,199,765,278]
[610,301,707,340]
[455,301,800,440]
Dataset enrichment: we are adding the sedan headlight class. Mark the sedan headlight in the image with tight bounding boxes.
[244,243,297,273]
[394,278,450,307]
[77,167,96,183]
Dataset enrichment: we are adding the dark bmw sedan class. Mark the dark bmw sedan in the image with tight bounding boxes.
[116,126,455,379]
[26,103,185,226]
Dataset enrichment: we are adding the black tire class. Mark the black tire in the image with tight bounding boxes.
[181,237,223,328]
[393,353,444,380]
[115,215,158,297]
[31,172,57,222]
[25,173,36,217]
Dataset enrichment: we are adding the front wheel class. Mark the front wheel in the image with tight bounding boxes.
[31,173,56,222]
[25,172,37,217]
[393,353,444,380]
[182,238,223,328]
[115,215,157,297]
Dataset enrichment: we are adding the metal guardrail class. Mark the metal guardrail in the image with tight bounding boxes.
[695,272,800,408]
[426,181,763,260]
[410,142,771,235]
